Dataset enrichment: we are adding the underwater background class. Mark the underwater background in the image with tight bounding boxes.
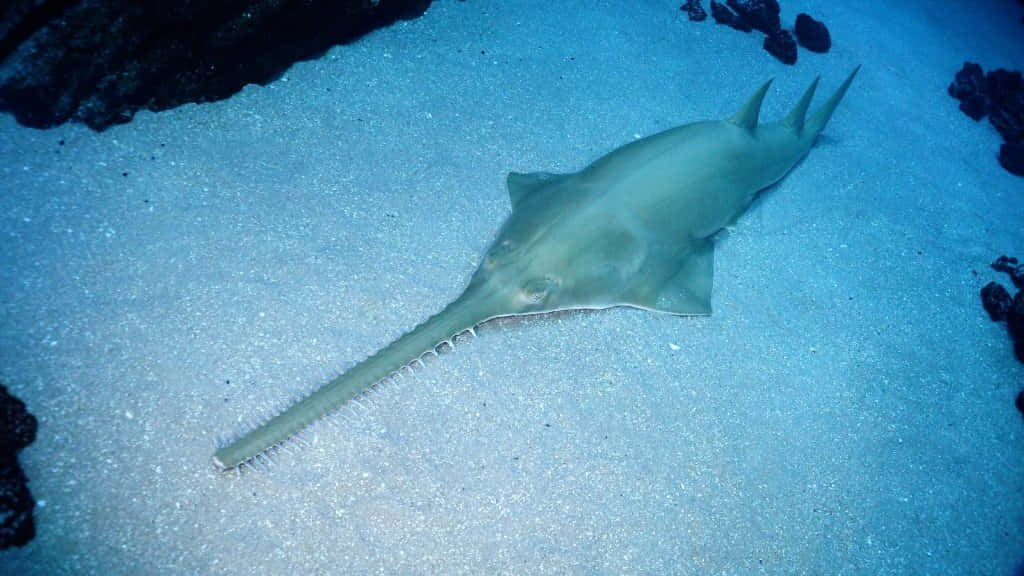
[1,0,1022,574]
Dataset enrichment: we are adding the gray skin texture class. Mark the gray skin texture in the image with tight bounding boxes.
[213,68,860,470]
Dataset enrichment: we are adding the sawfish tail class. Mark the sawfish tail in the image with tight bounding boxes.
[804,65,860,138]
[213,291,489,470]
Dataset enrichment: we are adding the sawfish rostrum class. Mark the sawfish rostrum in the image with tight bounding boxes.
[214,68,859,470]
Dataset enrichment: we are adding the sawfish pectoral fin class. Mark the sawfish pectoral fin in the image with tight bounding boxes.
[623,237,714,316]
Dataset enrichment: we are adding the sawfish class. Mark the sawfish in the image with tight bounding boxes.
[214,68,859,470]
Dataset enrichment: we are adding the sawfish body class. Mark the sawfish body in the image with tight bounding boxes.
[214,68,859,470]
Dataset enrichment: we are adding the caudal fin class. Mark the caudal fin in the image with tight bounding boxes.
[805,65,860,137]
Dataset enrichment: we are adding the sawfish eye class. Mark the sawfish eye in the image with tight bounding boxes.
[521,276,559,304]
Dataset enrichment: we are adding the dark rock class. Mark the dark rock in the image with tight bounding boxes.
[0,0,435,130]
[726,0,781,35]
[1016,389,1024,417]
[981,281,1012,321]
[763,27,796,65]
[1011,290,1024,341]
[987,68,1023,100]
[979,255,1024,371]
[0,385,35,450]
[1004,142,1024,176]
[701,0,824,64]
[794,12,830,53]
[0,382,37,549]
[709,1,751,32]
[992,255,1020,273]
[948,62,990,120]
[0,1,70,64]
[987,68,1024,143]
[958,91,991,122]
[993,255,1024,288]
[948,63,1024,176]
[1007,264,1022,285]
[682,0,707,22]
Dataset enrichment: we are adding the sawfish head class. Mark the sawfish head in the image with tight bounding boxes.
[459,220,596,320]
[456,169,701,321]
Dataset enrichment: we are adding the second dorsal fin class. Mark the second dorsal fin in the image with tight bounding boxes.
[783,76,820,134]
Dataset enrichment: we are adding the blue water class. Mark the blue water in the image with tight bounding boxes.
[1,1,1022,574]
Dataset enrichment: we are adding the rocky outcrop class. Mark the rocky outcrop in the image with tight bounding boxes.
[0,0,434,130]
[982,257,1024,349]
[794,13,830,53]
[681,0,708,22]
[690,0,830,65]
[948,62,1024,176]
[0,383,37,549]
[980,256,1024,420]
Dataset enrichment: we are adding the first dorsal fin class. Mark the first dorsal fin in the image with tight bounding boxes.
[506,171,563,208]
[729,79,773,132]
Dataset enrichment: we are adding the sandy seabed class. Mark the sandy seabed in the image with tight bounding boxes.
[1,1,1022,574]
